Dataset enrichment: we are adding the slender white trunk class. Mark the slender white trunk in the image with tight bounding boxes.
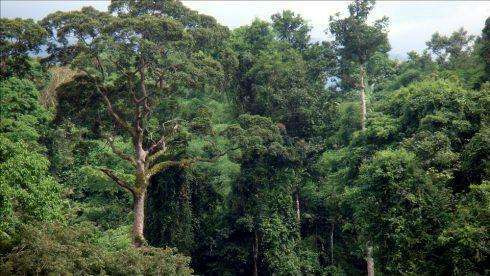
[359,66,367,131]
[359,65,373,274]
[330,221,334,265]
[295,191,301,226]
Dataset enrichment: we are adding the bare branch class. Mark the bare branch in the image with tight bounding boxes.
[147,160,181,177]
[104,134,137,165]
[77,48,137,139]
[148,135,166,155]
[80,69,137,138]
[100,168,136,197]
[145,120,181,165]
[106,55,135,78]
[147,148,169,164]
[96,84,137,138]
[138,56,151,117]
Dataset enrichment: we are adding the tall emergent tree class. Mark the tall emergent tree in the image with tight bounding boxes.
[328,0,389,274]
[329,0,389,130]
[479,17,490,86]
[41,0,229,247]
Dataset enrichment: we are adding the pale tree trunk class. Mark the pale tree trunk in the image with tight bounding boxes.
[359,65,373,274]
[366,244,374,276]
[252,230,259,276]
[132,190,147,247]
[330,221,334,265]
[359,65,367,131]
[131,137,149,247]
[295,191,301,227]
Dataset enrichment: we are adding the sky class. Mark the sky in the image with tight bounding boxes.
[1,1,489,59]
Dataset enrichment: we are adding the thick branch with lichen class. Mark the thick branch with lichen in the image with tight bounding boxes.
[100,168,136,197]
[147,147,239,177]
[104,134,137,165]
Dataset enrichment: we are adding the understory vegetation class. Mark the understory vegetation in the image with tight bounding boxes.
[0,0,488,274]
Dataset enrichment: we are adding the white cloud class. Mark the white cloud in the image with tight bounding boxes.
[374,1,490,57]
[182,1,349,41]
[1,1,109,19]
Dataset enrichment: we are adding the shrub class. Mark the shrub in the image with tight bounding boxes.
[1,222,192,275]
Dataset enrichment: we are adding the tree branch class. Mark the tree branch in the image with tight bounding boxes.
[96,84,137,138]
[80,69,137,138]
[146,119,181,164]
[147,160,181,177]
[147,148,169,165]
[78,49,137,139]
[106,54,134,78]
[148,135,166,155]
[104,134,137,166]
[147,147,239,177]
[138,56,151,117]
[100,168,136,197]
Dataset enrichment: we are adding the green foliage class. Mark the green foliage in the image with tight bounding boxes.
[41,3,228,139]
[230,19,333,139]
[2,1,489,275]
[461,127,490,184]
[475,17,490,88]
[0,137,63,251]
[427,28,475,67]
[46,121,134,229]
[329,0,390,64]
[0,77,63,251]
[437,182,489,275]
[354,149,452,273]
[329,0,390,91]
[1,222,192,275]
[271,10,311,51]
[329,101,361,147]
[0,18,47,79]
[383,79,486,139]
[220,114,308,274]
[0,77,51,142]
[316,59,488,274]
